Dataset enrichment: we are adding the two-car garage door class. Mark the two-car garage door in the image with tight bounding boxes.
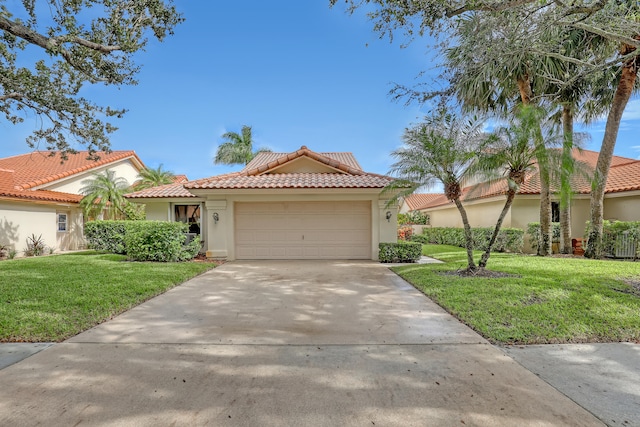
[235,201,371,259]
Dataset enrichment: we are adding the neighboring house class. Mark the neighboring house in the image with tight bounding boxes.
[403,149,640,246]
[126,146,398,260]
[0,151,145,253]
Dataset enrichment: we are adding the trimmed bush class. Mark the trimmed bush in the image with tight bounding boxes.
[413,227,524,253]
[124,221,201,262]
[379,241,422,263]
[398,211,430,225]
[585,220,640,258]
[84,220,130,254]
[85,220,202,262]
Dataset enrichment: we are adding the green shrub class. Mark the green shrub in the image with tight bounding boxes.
[413,227,524,253]
[526,222,561,250]
[379,241,422,263]
[398,211,430,225]
[585,220,640,258]
[124,221,201,262]
[84,221,130,254]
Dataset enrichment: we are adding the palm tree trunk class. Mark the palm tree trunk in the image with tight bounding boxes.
[585,46,638,258]
[479,188,517,268]
[517,74,551,256]
[560,105,573,254]
[453,197,477,271]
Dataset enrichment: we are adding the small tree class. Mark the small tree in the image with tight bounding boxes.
[387,108,487,272]
[80,170,130,220]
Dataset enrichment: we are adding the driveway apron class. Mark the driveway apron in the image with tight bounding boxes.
[0,260,603,426]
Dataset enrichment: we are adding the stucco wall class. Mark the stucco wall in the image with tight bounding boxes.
[44,160,141,194]
[144,202,171,221]
[604,193,640,222]
[0,201,57,254]
[424,198,508,229]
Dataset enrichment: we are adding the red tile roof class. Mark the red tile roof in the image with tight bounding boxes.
[403,193,447,211]
[186,146,390,190]
[411,149,640,211]
[246,149,363,171]
[0,150,144,204]
[127,146,391,198]
[0,151,144,190]
[126,182,197,199]
[173,174,189,183]
[186,172,391,190]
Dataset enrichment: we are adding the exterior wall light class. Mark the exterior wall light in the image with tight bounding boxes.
[386,211,392,222]
[213,212,219,223]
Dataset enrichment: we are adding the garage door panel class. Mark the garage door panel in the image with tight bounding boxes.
[235,201,371,259]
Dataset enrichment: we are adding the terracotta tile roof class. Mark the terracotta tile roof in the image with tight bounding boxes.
[0,150,144,204]
[126,182,198,199]
[415,149,640,210]
[173,174,189,183]
[245,147,363,171]
[186,172,391,190]
[0,185,83,203]
[0,150,144,190]
[403,193,446,211]
[181,146,391,191]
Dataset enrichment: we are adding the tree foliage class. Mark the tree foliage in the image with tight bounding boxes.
[79,169,130,220]
[387,108,487,271]
[0,0,183,159]
[214,125,271,166]
[134,164,175,190]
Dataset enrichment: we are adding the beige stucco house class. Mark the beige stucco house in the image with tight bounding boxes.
[126,146,398,261]
[0,151,145,254]
[402,149,640,245]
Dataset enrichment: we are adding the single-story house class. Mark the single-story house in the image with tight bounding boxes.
[0,151,145,253]
[126,146,398,261]
[402,149,640,244]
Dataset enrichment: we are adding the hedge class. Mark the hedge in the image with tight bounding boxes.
[379,241,422,263]
[412,227,524,253]
[84,220,201,262]
[84,220,130,254]
[585,220,640,258]
[526,222,561,250]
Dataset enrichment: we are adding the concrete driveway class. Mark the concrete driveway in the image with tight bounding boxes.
[0,261,602,426]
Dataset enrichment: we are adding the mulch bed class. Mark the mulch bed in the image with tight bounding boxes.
[440,269,520,278]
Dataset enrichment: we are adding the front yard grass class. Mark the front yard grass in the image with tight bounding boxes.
[0,251,215,342]
[393,244,640,344]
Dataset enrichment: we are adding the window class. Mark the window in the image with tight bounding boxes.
[57,213,68,232]
[551,202,560,223]
[174,204,201,234]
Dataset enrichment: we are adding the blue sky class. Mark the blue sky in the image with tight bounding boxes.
[2,1,639,180]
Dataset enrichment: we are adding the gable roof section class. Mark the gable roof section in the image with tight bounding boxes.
[245,148,363,171]
[0,151,144,190]
[410,149,640,211]
[185,146,390,190]
[0,150,143,204]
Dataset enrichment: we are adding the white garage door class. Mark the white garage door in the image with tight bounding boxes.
[235,201,371,259]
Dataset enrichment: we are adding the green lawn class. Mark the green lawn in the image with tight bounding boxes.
[0,252,215,342]
[393,244,640,344]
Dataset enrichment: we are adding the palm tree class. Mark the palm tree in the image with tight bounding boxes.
[472,106,543,267]
[134,164,175,190]
[80,170,130,220]
[214,125,271,166]
[444,9,555,256]
[388,109,487,272]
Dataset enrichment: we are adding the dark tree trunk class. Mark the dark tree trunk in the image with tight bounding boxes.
[479,187,517,268]
[453,197,477,271]
[560,105,574,254]
[585,46,638,258]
